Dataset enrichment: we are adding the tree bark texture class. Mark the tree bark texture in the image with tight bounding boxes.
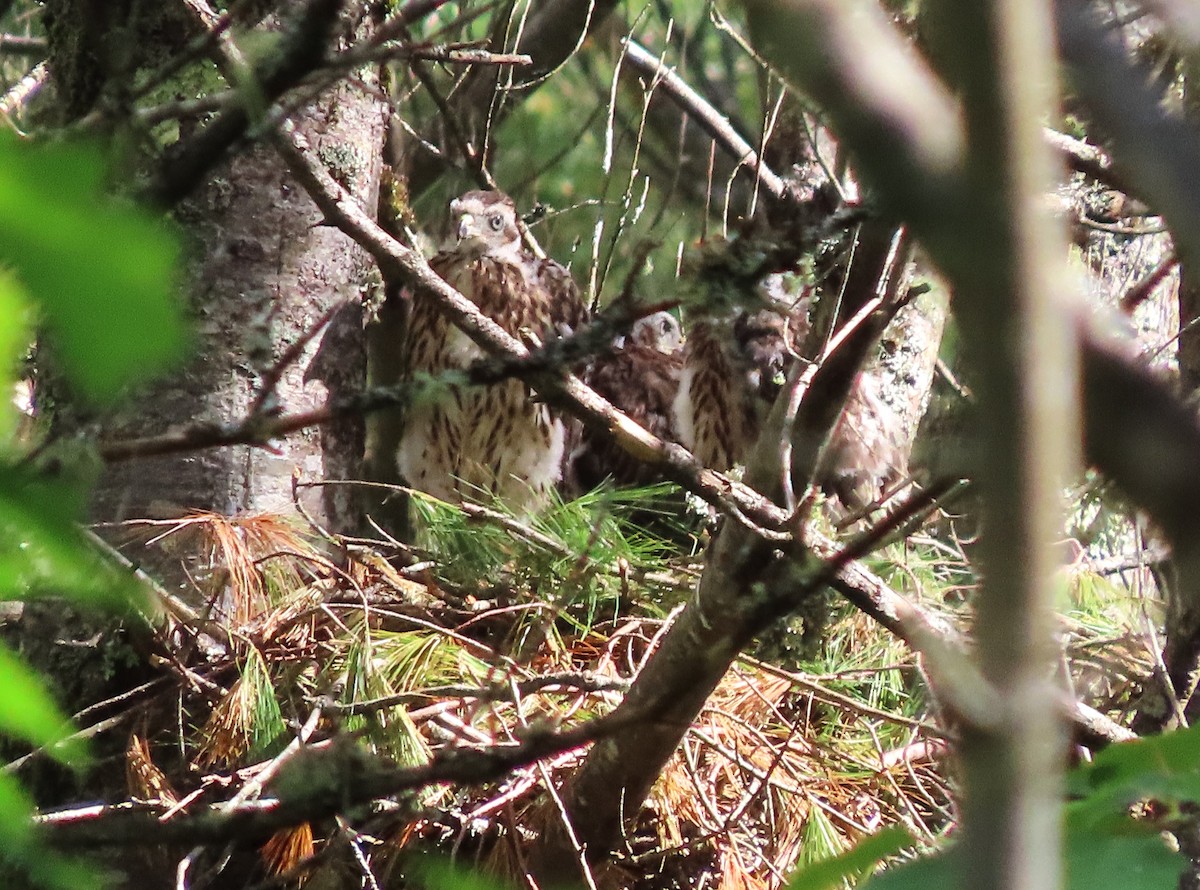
[87,15,386,537]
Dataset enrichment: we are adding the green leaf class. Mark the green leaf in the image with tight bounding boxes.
[412,859,514,890]
[0,466,140,611]
[1068,722,1200,813]
[0,772,35,849]
[1066,825,1185,890]
[0,134,186,403]
[0,640,84,766]
[863,849,953,890]
[0,772,102,890]
[0,273,32,443]
[788,825,912,890]
[865,824,1186,890]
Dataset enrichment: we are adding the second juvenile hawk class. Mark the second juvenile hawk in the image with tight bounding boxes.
[398,190,587,509]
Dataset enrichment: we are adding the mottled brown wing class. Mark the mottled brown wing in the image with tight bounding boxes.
[823,371,908,510]
[527,254,588,490]
[395,251,469,502]
[536,256,588,336]
[402,252,457,378]
[676,319,758,471]
[572,342,682,490]
[677,301,806,472]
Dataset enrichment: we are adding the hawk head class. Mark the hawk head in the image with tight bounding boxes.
[447,190,521,259]
[630,311,683,353]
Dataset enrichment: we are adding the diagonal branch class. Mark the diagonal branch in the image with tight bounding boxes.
[273,109,1140,886]
[35,698,646,848]
[273,120,787,529]
[145,0,344,207]
[621,38,787,202]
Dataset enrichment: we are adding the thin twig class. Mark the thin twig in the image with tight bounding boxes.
[322,673,629,715]
[405,47,532,66]
[36,700,650,847]
[0,35,47,56]
[0,61,48,120]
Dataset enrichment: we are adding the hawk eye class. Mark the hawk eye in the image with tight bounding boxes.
[488,214,504,231]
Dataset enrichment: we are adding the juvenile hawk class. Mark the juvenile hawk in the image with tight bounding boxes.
[674,294,906,512]
[397,190,586,509]
[569,311,684,490]
[674,304,800,473]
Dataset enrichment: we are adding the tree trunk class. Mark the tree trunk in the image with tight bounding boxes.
[77,13,386,540]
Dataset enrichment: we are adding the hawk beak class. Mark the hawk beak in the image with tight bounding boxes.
[456,213,475,241]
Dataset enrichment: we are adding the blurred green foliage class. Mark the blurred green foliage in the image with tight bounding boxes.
[0,138,184,403]
[0,131,185,887]
[787,825,911,890]
[856,724,1200,890]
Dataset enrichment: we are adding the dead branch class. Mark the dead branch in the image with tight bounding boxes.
[621,39,787,202]
[35,702,645,849]
[1043,127,1139,198]
[0,61,48,119]
[1120,253,1178,315]
[404,46,532,66]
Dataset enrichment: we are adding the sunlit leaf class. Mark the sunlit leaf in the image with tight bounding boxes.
[0,134,186,403]
[0,772,35,849]
[0,467,140,610]
[788,826,912,890]
[863,849,953,890]
[0,640,84,766]
[0,770,101,890]
[15,856,103,890]
[866,821,1187,890]
[414,859,515,890]
[1069,722,1200,815]
[0,273,32,444]
[1065,825,1184,890]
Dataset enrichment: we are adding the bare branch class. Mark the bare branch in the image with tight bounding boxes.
[404,46,532,66]
[0,35,46,57]
[1120,252,1178,315]
[273,119,786,528]
[0,61,48,119]
[622,39,787,201]
[35,704,645,848]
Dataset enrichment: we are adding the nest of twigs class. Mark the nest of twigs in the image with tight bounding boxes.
[67,485,1150,889]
